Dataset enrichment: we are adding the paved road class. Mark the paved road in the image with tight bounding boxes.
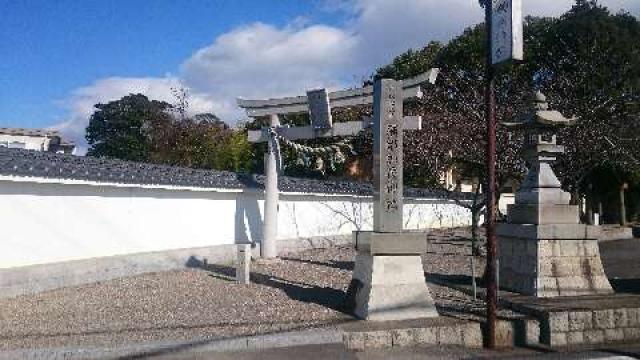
[145,343,640,360]
[599,238,640,294]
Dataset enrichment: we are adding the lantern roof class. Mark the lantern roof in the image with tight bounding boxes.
[503,91,576,129]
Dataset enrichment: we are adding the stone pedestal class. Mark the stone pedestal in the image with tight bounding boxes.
[498,167,613,297]
[497,165,614,297]
[498,224,613,297]
[347,231,438,321]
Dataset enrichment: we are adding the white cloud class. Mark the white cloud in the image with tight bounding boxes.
[51,0,638,153]
[348,0,482,70]
[346,0,639,70]
[182,22,357,115]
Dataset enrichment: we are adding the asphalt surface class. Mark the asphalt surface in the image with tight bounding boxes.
[142,343,640,360]
[599,238,640,295]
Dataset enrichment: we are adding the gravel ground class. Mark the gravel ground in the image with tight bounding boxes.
[0,228,494,350]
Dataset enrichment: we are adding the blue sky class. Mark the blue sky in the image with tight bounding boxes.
[0,1,346,129]
[1,0,638,152]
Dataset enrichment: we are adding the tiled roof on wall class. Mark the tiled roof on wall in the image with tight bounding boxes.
[0,148,470,199]
[0,128,61,137]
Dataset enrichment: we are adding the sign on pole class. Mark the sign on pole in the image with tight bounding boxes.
[491,0,523,65]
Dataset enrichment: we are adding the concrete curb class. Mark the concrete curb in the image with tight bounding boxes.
[0,317,493,358]
[598,226,634,242]
[342,319,484,351]
[0,327,343,360]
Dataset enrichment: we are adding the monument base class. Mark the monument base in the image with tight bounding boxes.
[502,293,640,347]
[346,231,438,321]
[498,224,613,297]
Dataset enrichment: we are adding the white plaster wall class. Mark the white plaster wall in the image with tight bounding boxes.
[0,177,471,269]
[0,180,239,269]
[276,196,471,240]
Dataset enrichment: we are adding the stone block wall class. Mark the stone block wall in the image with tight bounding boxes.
[343,321,482,351]
[541,308,640,346]
[499,236,612,297]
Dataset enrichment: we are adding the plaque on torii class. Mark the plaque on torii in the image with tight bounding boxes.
[237,69,439,260]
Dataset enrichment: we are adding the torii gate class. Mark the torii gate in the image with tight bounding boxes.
[237,69,439,259]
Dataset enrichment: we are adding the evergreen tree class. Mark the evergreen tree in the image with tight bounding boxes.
[86,94,172,161]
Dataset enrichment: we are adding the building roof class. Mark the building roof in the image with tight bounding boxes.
[0,127,61,137]
[0,148,469,199]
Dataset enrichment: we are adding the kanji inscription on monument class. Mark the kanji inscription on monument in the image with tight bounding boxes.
[373,79,404,233]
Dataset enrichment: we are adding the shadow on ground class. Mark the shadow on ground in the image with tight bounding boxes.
[186,257,353,316]
[599,238,640,294]
[426,273,479,287]
[609,278,640,294]
[425,273,488,318]
[279,257,354,271]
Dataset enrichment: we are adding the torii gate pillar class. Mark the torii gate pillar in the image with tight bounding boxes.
[262,114,280,259]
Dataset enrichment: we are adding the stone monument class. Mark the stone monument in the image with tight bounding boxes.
[346,79,438,320]
[498,91,613,297]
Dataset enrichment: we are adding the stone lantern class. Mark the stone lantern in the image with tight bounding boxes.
[504,91,576,220]
[498,91,613,297]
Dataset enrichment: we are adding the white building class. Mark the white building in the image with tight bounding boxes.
[0,127,75,154]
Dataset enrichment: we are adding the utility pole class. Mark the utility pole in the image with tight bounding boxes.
[484,0,498,348]
[483,0,523,348]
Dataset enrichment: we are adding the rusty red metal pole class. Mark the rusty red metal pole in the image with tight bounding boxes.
[484,0,498,349]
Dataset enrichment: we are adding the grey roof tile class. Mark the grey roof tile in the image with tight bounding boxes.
[0,127,61,137]
[0,148,469,199]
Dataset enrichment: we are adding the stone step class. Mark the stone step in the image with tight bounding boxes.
[501,293,640,347]
[341,317,483,350]
[599,225,634,242]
